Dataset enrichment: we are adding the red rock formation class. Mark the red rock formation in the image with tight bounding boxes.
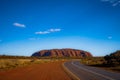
[32,48,92,58]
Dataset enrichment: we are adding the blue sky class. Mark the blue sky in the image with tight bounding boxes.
[0,0,120,56]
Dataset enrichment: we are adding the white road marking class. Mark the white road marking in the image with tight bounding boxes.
[71,61,115,80]
[63,63,80,80]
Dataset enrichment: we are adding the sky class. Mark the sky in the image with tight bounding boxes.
[0,0,120,56]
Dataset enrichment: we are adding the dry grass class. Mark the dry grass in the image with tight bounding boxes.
[0,59,31,70]
[0,59,67,70]
[79,57,104,65]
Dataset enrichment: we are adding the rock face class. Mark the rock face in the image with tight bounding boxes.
[32,49,92,58]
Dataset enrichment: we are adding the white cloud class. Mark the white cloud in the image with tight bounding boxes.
[13,23,26,28]
[48,29,61,32]
[112,1,120,6]
[35,31,50,34]
[35,28,61,35]
[101,0,120,6]
[29,38,40,40]
[112,3,118,6]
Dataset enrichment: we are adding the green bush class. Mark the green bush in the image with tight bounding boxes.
[104,50,120,66]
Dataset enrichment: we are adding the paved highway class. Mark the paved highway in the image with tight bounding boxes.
[64,61,120,80]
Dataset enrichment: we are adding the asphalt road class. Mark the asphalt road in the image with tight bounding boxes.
[64,61,120,80]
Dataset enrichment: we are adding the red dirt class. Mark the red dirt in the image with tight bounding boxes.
[0,61,71,80]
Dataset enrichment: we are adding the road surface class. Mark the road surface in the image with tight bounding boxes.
[64,61,120,80]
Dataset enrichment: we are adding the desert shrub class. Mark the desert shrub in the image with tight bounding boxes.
[104,50,120,66]
[80,57,104,65]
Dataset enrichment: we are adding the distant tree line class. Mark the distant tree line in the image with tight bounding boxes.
[0,55,33,59]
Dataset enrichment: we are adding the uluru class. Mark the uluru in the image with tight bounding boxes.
[31,48,92,58]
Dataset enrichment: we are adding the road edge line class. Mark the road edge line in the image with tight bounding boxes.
[71,61,115,80]
[62,62,80,80]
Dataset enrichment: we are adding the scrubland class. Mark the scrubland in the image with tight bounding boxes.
[0,58,66,70]
[80,57,120,73]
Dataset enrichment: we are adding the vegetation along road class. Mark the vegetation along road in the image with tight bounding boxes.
[64,61,120,80]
